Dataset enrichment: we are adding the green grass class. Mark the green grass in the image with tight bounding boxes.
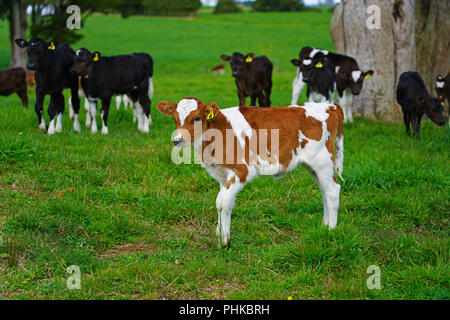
[0,11,449,300]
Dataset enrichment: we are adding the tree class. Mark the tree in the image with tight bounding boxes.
[0,0,27,68]
[252,0,306,12]
[214,0,242,14]
[330,0,450,122]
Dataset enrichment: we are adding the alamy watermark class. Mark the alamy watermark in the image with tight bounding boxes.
[66,265,81,290]
[366,265,381,290]
[66,5,81,30]
[366,5,382,30]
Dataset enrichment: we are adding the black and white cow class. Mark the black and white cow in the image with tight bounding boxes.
[15,38,81,134]
[436,74,449,125]
[220,52,273,107]
[291,52,335,103]
[70,48,154,134]
[397,71,445,139]
[291,47,374,122]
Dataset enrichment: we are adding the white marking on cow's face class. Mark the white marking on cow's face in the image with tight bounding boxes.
[220,107,253,149]
[352,70,362,82]
[335,66,341,73]
[176,99,198,126]
[436,80,445,89]
[303,59,312,66]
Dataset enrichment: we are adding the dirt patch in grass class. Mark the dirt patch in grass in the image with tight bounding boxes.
[98,242,159,260]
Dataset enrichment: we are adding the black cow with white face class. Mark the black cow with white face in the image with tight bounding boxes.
[220,52,273,107]
[291,52,335,102]
[15,38,81,134]
[70,48,154,134]
[291,46,374,122]
[397,71,445,139]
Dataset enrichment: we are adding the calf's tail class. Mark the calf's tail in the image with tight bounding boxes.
[148,77,154,99]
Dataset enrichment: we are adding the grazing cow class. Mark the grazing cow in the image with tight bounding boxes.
[15,38,81,134]
[211,64,225,75]
[0,67,28,107]
[436,74,449,124]
[220,52,273,107]
[70,48,154,134]
[397,71,445,139]
[291,52,335,103]
[291,47,373,122]
[157,98,344,248]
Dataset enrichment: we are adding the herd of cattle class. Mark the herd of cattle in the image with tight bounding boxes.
[0,38,448,247]
[0,37,447,137]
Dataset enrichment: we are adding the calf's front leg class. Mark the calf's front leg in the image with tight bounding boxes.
[215,176,244,249]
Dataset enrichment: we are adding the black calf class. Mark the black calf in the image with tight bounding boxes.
[220,52,273,107]
[397,71,445,139]
[15,38,80,134]
[291,53,335,102]
[70,48,154,134]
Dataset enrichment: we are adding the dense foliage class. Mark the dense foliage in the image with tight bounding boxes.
[214,0,242,14]
[253,0,307,12]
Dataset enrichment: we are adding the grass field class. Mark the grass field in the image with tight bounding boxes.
[0,10,449,300]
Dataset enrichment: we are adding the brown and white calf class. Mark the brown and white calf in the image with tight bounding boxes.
[157,98,344,248]
[291,47,373,122]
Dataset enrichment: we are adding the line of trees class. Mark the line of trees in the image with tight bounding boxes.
[0,0,202,68]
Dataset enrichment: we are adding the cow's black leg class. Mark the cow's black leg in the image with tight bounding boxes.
[257,92,266,107]
[238,92,246,107]
[403,112,410,136]
[100,96,111,135]
[250,94,257,107]
[138,93,151,133]
[47,93,59,135]
[70,85,81,133]
[264,82,272,107]
[414,115,422,140]
[35,90,46,131]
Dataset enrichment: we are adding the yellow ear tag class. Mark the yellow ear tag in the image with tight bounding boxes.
[315,62,323,68]
[93,53,99,62]
[206,108,215,121]
[442,102,445,106]
[365,73,372,79]
[245,56,253,63]
[48,42,55,50]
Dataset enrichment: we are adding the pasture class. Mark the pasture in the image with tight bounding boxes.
[0,10,449,299]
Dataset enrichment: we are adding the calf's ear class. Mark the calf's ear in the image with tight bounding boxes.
[15,39,28,48]
[204,103,220,121]
[220,55,231,62]
[364,70,374,79]
[157,101,177,116]
[291,59,300,67]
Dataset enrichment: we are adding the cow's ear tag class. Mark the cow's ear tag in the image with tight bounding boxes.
[48,42,55,50]
[442,101,445,106]
[93,53,100,62]
[439,95,443,99]
[245,56,253,63]
[315,62,323,68]
[206,108,215,121]
[365,73,372,79]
